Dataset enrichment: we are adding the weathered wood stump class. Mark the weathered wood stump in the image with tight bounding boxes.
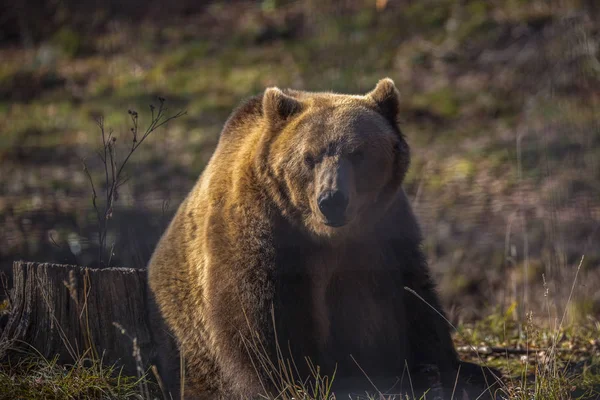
[0,261,156,376]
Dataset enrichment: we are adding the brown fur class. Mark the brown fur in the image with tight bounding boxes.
[147,79,499,399]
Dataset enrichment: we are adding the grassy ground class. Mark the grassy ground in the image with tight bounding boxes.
[1,0,599,398]
[0,313,598,399]
[0,356,153,400]
[1,0,599,320]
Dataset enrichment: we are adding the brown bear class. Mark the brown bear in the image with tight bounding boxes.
[147,78,500,399]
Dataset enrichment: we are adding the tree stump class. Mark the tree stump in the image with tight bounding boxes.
[0,261,155,376]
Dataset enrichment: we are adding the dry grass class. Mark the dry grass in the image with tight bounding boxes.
[0,354,150,400]
[455,258,600,400]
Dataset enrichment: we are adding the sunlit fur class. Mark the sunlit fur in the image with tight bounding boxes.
[257,86,410,242]
[147,78,497,400]
[270,105,407,239]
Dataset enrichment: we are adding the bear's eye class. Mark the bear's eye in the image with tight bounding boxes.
[304,154,315,168]
[349,150,364,164]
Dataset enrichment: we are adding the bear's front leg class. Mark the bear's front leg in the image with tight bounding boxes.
[203,212,280,399]
[393,246,460,391]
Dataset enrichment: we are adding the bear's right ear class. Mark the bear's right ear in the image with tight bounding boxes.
[263,87,303,122]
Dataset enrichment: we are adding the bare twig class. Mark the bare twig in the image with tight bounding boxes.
[82,98,185,265]
[82,160,104,262]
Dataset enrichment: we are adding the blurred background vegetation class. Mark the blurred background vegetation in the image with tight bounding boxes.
[1,0,599,324]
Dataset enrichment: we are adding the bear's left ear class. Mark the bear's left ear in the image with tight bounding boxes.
[263,87,303,122]
[366,78,400,125]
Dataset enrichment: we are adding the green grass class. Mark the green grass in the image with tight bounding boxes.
[0,355,155,400]
[1,311,598,399]
[455,310,600,399]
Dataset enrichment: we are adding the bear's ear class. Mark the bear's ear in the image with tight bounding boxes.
[263,87,303,121]
[366,78,400,125]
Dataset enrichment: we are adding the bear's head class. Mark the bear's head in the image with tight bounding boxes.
[258,78,410,238]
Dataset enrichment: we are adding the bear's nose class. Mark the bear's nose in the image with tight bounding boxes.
[318,190,348,224]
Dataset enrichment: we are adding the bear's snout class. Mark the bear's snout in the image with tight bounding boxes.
[318,190,348,226]
[314,157,353,228]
